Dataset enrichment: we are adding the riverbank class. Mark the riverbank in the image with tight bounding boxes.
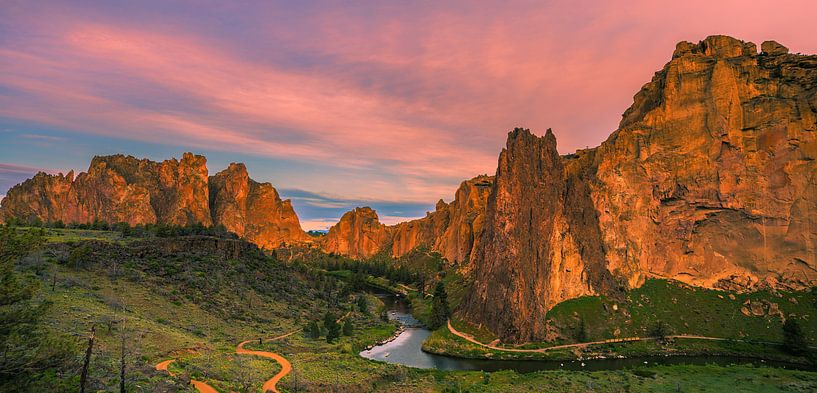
[421,322,817,367]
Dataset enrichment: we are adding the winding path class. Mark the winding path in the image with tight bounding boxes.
[447,320,644,353]
[447,320,817,353]
[155,330,300,393]
[154,358,219,393]
[235,330,300,393]
[155,312,353,391]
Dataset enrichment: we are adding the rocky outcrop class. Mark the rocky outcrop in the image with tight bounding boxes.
[462,36,817,343]
[0,154,310,248]
[390,175,493,268]
[594,35,817,291]
[209,163,309,249]
[461,129,616,342]
[322,207,391,259]
[322,175,493,266]
[1,153,211,226]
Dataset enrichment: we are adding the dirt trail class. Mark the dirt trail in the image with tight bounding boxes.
[155,359,176,377]
[190,380,220,393]
[236,330,299,393]
[155,358,220,393]
[447,320,817,353]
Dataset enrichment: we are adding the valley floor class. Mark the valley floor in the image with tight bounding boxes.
[4,227,817,392]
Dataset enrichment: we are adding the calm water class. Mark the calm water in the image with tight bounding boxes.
[359,292,814,372]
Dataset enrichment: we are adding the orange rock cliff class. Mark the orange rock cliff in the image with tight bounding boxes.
[0,154,308,248]
[460,36,817,342]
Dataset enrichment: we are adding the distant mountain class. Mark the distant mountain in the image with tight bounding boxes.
[320,175,493,267]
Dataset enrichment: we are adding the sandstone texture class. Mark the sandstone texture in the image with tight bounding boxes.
[322,207,391,259]
[0,154,309,248]
[462,36,817,342]
[461,129,616,342]
[210,163,310,249]
[321,175,492,267]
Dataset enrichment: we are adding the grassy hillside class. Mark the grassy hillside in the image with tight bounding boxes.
[3,226,817,392]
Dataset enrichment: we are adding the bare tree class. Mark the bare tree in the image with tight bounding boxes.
[119,335,126,393]
[79,325,95,393]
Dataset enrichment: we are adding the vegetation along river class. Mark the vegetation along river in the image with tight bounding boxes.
[359,291,813,372]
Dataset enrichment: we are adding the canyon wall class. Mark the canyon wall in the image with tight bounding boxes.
[0,154,309,248]
[321,175,493,267]
[461,36,817,343]
[209,163,310,249]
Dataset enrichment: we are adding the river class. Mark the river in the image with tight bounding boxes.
[359,291,813,372]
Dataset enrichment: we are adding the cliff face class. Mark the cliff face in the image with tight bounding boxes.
[209,163,309,249]
[433,175,493,270]
[389,176,493,267]
[1,153,211,226]
[462,36,817,343]
[461,129,616,342]
[0,154,309,248]
[595,36,817,291]
[322,207,391,259]
[323,175,493,266]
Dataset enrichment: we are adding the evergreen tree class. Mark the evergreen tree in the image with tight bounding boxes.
[342,320,353,336]
[650,320,671,342]
[783,318,806,354]
[324,312,340,343]
[429,282,450,330]
[0,228,73,391]
[575,318,588,342]
[811,287,817,309]
[305,321,321,339]
[356,295,369,315]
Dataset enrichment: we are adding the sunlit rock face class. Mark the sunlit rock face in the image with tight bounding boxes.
[209,163,310,249]
[322,207,392,259]
[462,36,817,343]
[0,154,310,248]
[0,153,211,226]
[321,175,493,268]
[462,129,616,343]
[596,35,817,292]
[389,175,493,269]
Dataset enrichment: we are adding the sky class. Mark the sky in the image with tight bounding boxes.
[1,1,816,230]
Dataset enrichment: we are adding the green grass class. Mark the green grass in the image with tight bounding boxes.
[14,226,129,243]
[10,233,817,392]
[424,279,817,364]
[546,279,817,345]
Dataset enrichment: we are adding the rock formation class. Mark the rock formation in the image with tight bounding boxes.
[209,163,310,249]
[321,175,493,267]
[322,207,391,259]
[2,35,815,345]
[462,36,817,342]
[1,153,211,226]
[390,175,493,268]
[461,129,617,342]
[0,154,309,247]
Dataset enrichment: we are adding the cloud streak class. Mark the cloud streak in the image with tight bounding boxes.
[1,0,816,223]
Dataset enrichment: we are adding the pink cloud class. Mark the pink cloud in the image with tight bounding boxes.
[1,0,816,207]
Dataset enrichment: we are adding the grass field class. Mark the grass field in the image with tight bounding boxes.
[6,228,817,391]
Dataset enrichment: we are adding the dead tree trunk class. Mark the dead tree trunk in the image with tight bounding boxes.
[79,325,95,393]
[119,335,126,393]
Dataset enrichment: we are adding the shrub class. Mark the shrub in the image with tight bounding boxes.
[783,319,806,355]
